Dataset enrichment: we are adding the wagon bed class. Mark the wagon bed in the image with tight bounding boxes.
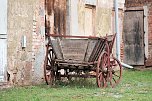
[44,34,122,88]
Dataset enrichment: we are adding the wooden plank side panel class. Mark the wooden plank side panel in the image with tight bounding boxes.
[51,39,63,60]
[0,39,7,82]
[84,39,98,61]
[123,11,144,65]
[60,39,88,61]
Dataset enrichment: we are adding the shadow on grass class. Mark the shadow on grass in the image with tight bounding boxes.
[56,78,97,88]
[39,78,97,89]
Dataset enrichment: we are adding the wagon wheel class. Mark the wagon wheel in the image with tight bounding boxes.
[109,57,122,87]
[44,44,56,85]
[96,51,110,88]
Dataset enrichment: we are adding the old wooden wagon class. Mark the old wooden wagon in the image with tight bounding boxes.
[44,34,122,88]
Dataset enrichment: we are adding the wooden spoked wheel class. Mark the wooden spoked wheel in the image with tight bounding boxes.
[109,57,122,87]
[96,51,109,88]
[96,51,122,88]
[44,44,55,85]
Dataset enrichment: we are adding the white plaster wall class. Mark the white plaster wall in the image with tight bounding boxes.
[0,0,8,34]
[98,0,113,8]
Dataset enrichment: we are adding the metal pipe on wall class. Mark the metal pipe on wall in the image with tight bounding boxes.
[114,0,133,69]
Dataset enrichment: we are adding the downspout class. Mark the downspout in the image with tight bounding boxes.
[114,0,133,69]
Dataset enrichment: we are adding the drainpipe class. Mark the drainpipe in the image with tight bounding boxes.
[114,0,133,69]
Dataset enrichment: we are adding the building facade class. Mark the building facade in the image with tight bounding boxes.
[0,0,125,86]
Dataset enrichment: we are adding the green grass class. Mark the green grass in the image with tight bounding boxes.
[0,69,152,101]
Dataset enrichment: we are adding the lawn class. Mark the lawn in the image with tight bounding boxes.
[0,69,152,101]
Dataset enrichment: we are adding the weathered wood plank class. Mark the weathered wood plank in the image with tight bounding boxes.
[123,11,144,65]
[60,39,88,61]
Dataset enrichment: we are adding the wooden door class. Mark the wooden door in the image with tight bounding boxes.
[0,0,7,82]
[123,10,144,65]
[0,36,7,82]
[84,7,94,36]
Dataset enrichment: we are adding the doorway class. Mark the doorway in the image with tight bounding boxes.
[0,0,7,82]
[0,36,7,82]
[123,10,144,65]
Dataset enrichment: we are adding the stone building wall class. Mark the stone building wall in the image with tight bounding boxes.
[45,0,125,36]
[7,0,45,85]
